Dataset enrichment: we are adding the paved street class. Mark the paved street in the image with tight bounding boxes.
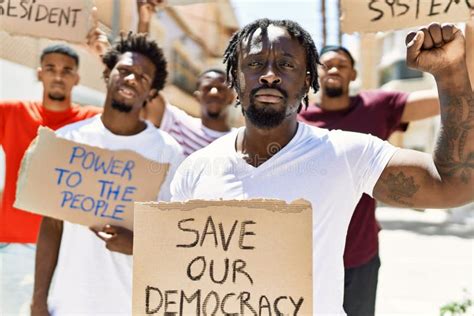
[376,207,474,315]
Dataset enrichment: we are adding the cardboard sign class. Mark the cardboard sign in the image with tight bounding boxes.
[133,199,313,315]
[0,0,94,43]
[341,0,471,33]
[14,127,169,230]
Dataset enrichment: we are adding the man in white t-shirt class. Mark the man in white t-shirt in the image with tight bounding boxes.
[31,33,183,315]
[142,69,236,155]
[170,19,474,315]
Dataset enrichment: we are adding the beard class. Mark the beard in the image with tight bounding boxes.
[245,102,287,129]
[48,93,66,102]
[325,86,344,98]
[111,99,133,113]
[243,85,305,130]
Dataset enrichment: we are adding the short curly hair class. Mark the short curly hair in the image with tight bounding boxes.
[102,32,167,92]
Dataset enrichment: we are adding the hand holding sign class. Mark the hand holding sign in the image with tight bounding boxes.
[14,127,169,231]
[406,23,466,77]
[86,7,110,57]
[91,224,134,255]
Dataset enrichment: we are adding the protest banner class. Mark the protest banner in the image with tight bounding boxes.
[14,127,169,231]
[133,199,313,315]
[0,0,95,43]
[341,0,471,33]
[95,0,216,32]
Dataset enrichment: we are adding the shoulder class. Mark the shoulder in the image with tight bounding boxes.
[176,129,236,172]
[0,100,36,110]
[300,123,378,150]
[150,122,183,154]
[358,90,409,106]
[72,104,103,117]
[55,115,100,137]
[326,128,395,157]
[167,104,200,125]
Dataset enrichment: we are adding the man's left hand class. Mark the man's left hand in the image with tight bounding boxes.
[90,225,133,255]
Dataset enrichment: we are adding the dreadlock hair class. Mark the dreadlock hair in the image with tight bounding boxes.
[223,19,320,111]
[196,68,227,89]
[102,32,167,92]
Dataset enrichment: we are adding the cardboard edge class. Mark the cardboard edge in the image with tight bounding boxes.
[13,127,54,210]
[134,198,312,213]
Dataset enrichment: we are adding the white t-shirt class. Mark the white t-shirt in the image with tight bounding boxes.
[171,123,397,315]
[48,115,184,315]
[161,103,230,156]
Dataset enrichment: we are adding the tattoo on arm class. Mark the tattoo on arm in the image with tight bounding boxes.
[435,93,474,184]
[381,171,420,206]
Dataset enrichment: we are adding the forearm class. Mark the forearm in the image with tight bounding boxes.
[401,89,440,122]
[375,23,474,208]
[433,65,474,203]
[137,1,154,33]
[31,217,63,310]
[466,17,474,89]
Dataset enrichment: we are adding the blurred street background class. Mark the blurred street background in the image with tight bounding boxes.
[376,206,473,315]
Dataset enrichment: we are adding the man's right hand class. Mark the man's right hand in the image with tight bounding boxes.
[137,0,164,33]
[86,7,110,57]
[31,303,50,316]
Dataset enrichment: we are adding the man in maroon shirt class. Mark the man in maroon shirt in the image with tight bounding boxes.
[298,45,440,316]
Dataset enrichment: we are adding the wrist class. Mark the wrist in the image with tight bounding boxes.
[434,62,472,94]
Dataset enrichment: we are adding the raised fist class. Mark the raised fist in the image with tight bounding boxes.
[406,23,466,77]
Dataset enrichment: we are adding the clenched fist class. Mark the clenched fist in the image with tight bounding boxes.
[406,23,466,77]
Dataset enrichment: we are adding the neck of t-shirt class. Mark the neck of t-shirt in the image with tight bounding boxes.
[201,116,231,133]
[42,99,74,113]
[318,94,352,112]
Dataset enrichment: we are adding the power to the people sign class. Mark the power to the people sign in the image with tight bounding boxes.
[341,0,471,33]
[132,199,313,315]
[0,0,95,43]
[14,127,169,230]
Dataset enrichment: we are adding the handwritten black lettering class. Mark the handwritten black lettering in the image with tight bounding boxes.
[429,0,442,16]
[219,220,238,251]
[164,290,178,315]
[238,292,257,316]
[202,291,219,316]
[259,296,271,316]
[209,258,229,284]
[176,218,199,248]
[239,220,256,250]
[145,286,163,314]
[187,256,206,281]
[179,289,201,316]
[369,0,384,21]
[290,297,304,315]
[7,0,17,17]
[70,8,81,27]
[200,216,218,248]
[416,0,421,18]
[386,0,396,17]
[274,296,287,315]
[232,259,254,285]
[397,0,410,16]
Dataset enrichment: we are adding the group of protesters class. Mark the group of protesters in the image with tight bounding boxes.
[1,1,473,315]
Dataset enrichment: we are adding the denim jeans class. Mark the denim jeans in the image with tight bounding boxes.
[0,243,36,315]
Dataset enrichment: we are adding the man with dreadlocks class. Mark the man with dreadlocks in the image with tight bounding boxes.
[170,19,474,314]
[31,33,183,315]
